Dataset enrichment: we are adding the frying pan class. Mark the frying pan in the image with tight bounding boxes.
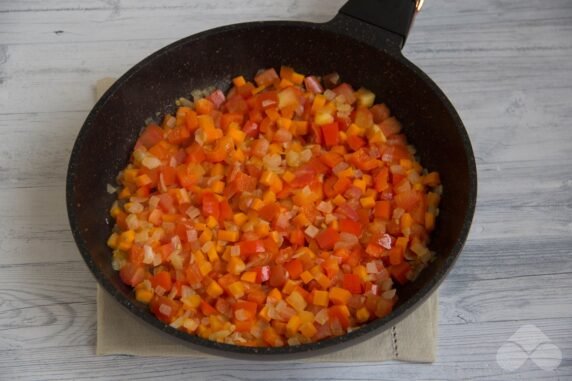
[67,0,477,360]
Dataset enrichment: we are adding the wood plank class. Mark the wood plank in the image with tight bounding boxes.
[1,0,571,379]
[0,318,570,380]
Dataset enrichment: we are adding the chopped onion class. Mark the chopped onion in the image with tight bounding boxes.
[149,195,160,210]
[106,184,117,194]
[261,99,277,108]
[230,245,241,257]
[382,153,394,162]
[378,234,392,250]
[167,287,178,299]
[150,228,164,242]
[274,128,292,143]
[273,212,288,229]
[325,213,337,224]
[301,186,312,197]
[235,309,250,321]
[126,213,140,230]
[153,252,162,267]
[143,245,155,264]
[304,76,323,93]
[334,232,359,250]
[315,309,329,325]
[390,165,405,175]
[392,208,405,220]
[285,150,300,167]
[288,337,301,346]
[156,286,166,297]
[170,252,183,270]
[300,149,312,162]
[305,225,320,238]
[407,171,421,184]
[134,227,148,240]
[317,201,333,214]
[159,304,172,317]
[333,162,349,174]
[142,156,162,170]
[263,154,282,171]
[186,206,201,220]
[125,202,143,214]
[186,229,197,242]
[382,289,396,300]
[381,278,393,291]
[171,235,181,249]
[366,262,379,273]
[324,89,336,101]
[395,180,411,194]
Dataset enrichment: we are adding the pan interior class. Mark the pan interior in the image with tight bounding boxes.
[68,22,474,355]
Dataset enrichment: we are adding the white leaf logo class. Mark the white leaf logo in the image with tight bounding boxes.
[496,324,562,372]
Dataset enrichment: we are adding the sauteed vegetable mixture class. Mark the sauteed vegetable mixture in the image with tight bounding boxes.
[107,67,441,346]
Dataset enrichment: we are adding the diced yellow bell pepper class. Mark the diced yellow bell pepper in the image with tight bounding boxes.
[356,307,371,323]
[233,213,248,227]
[299,322,317,338]
[300,271,313,284]
[360,196,376,208]
[286,291,307,312]
[206,281,224,298]
[227,256,246,275]
[286,315,302,336]
[312,290,329,307]
[241,271,257,283]
[206,215,218,229]
[232,75,246,87]
[107,233,119,249]
[218,230,239,242]
[118,230,135,251]
[135,288,154,304]
[228,281,245,299]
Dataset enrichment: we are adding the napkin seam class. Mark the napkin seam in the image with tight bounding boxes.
[392,326,398,358]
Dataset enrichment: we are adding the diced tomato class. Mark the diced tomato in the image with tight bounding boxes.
[284,259,304,279]
[153,271,173,292]
[315,227,340,250]
[239,240,265,256]
[343,274,362,294]
[225,94,249,114]
[389,262,411,285]
[150,295,181,322]
[137,124,164,149]
[207,89,226,109]
[394,190,421,211]
[321,122,339,147]
[339,218,362,236]
[201,192,220,219]
[332,83,356,104]
[119,263,145,287]
[269,265,288,288]
[109,66,441,347]
[255,68,279,87]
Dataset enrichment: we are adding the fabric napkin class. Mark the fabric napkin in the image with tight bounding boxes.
[94,78,438,362]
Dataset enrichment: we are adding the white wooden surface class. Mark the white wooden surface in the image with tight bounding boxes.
[1,0,571,379]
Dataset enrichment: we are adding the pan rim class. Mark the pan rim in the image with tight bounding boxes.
[66,19,477,359]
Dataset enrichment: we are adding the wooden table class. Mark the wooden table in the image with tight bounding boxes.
[1,0,570,379]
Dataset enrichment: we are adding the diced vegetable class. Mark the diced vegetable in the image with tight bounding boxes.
[108,67,441,348]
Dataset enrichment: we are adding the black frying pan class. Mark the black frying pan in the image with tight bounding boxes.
[67,0,477,360]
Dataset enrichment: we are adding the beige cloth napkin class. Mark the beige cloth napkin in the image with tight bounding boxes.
[95,78,438,362]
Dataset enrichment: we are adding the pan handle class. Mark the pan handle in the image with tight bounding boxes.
[327,0,422,49]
